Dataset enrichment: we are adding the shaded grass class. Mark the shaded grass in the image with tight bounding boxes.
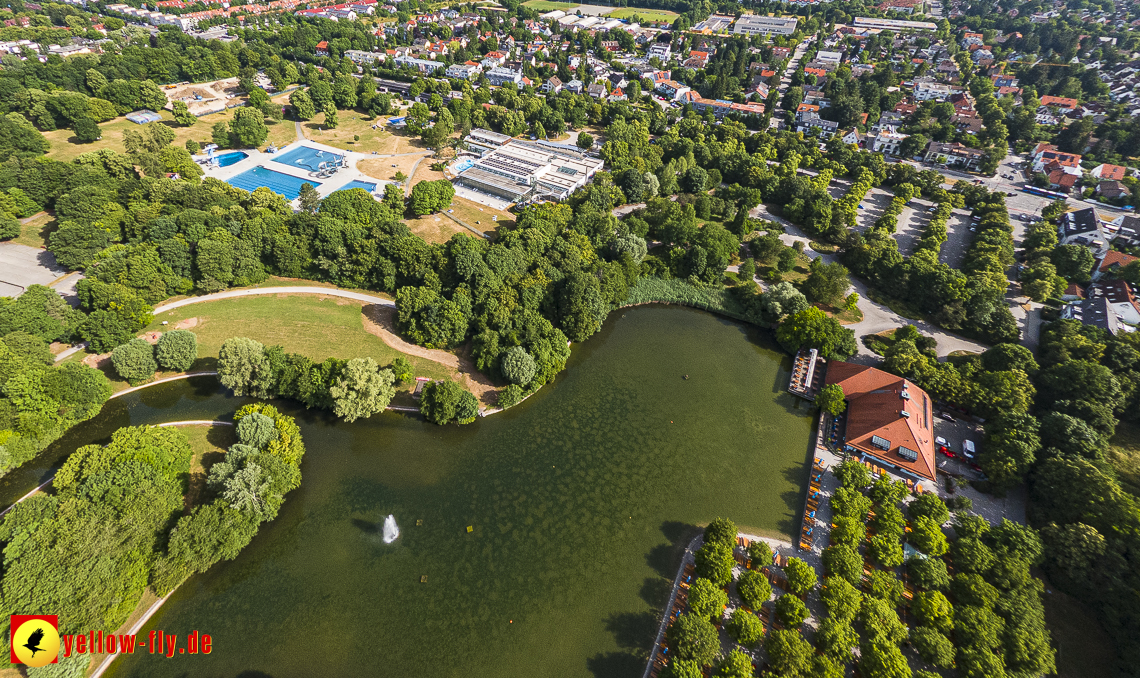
[1041,580,1116,678]
[863,286,925,320]
[606,6,677,20]
[623,277,747,320]
[13,213,56,249]
[522,0,580,8]
[1109,420,1140,497]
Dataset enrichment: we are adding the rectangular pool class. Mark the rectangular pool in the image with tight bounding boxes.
[226,167,320,200]
[272,145,345,171]
[334,180,378,193]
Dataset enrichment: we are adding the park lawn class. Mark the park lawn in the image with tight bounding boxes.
[402,195,509,243]
[41,108,296,163]
[301,109,425,154]
[143,294,454,382]
[1110,421,1140,497]
[13,212,56,249]
[522,0,580,9]
[606,6,677,20]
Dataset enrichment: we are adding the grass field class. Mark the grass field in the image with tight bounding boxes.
[606,6,677,21]
[402,195,512,243]
[301,109,418,154]
[41,107,296,163]
[144,294,455,383]
[13,212,56,249]
[522,0,580,9]
[1110,421,1140,497]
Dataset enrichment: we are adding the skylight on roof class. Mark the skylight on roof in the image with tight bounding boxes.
[898,446,919,462]
[871,435,891,450]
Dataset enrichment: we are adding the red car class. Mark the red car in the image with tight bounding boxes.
[938,445,955,459]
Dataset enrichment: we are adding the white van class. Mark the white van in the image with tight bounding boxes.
[962,440,977,460]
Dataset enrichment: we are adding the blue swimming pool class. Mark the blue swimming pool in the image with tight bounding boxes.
[453,158,475,173]
[226,167,320,200]
[271,145,345,171]
[213,151,248,167]
[335,180,378,193]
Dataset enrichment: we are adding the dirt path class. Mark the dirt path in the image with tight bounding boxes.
[360,305,497,405]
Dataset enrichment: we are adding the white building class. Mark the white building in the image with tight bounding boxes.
[914,82,953,101]
[871,130,909,155]
[455,136,604,202]
[394,55,443,74]
[345,50,383,65]
[446,63,482,80]
[486,66,523,86]
[732,15,799,36]
[851,17,937,31]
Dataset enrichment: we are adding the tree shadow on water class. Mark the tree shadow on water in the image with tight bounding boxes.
[587,651,645,678]
[351,518,380,534]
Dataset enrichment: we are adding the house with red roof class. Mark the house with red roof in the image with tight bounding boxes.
[1091,163,1127,181]
[1095,250,1139,281]
[1040,95,1079,113]
[825,362,937,481]
[315,40,329,57]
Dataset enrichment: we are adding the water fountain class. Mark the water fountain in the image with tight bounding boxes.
[382,515,400,544]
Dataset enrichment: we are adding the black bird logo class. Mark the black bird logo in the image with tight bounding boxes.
[23,627,45,658]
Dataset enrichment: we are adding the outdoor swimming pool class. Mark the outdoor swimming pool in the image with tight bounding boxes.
[226,167,319,200]
[213,151,248,167]
[335,180,378,193]
[452,158,475,173]
[272,145,345,171]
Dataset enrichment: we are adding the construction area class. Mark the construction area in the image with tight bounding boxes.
[163,77,243,116]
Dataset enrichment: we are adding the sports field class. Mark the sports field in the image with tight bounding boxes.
[606,6,678,21]
[522,0,580,9]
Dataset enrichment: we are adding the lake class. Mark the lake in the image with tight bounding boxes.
[61,305,815,678]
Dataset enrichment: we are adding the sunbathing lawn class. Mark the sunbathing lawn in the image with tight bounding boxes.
[41,108,295,162]
[522,0,580,9]
[300,109,430,155]
[143,294,455,383]
[606,6,677,20]
[13,212,57,249]
[402,195,512,243]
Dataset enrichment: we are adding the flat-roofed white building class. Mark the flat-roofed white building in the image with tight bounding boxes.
[732,15,799,36]
[852,17,937,31]
[455,136,604,202]
[914,81,953,101]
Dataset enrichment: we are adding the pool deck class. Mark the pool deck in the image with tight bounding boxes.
[198,140,399,205]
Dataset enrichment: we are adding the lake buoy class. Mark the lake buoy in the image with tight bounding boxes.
[416,519,423,526]
[509,620,513,623]
[467,525,474,533]
[420,575,428,583]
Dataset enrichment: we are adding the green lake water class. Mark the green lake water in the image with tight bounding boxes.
[59,305,814,678]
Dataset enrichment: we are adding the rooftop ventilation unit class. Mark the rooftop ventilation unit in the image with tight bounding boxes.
[901,410,910,418]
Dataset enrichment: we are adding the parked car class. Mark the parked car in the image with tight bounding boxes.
[963,439,977,461]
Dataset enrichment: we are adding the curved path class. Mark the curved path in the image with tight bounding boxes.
[152,286,394,315]
[111,372,219,399]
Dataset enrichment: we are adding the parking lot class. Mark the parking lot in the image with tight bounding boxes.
[931,413,984,475]
[0,243,70,298]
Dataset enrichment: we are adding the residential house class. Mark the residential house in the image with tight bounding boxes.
[1032,143,1081,173]
[1094,249,1139,280]
[871,129,909,155]
[1091,163,1127,180]
[587,82,607,99]
[608,87,627,102]
[648,42,671,60]
[1061,294,1122,335]
[564,79,585,94]
[445,62,481,80]
[691,98,765,118]
[1059,207,1109,256]
[952,112,984,134]
[1097,180,1131,200]
[923,141,986,170]
[824,362,937,482]
[315,40,329,57]
[485,66,523,86]
[1040,95,1079,113]
[1100,279,1140,326]
[654,79,692,101]
[796,111,839,136]
[1047,167,1081,192]
[914,82,953,101]
[541,76,563,93]
[838,128,862,145]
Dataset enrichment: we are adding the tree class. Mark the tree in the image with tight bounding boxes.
[907,493,949,525]
[420,379,473,425]
[111,338,157,386]
[802,259,850,305]
[816,384,845,416]
[777,307,857,360]
[859,639,912,678]
[777,247,798,272]
[290,89,316,120]
[911,590,953,633]
[389,357,414,384]
[765,629,812,676]
[668,614,719,665]
[737,569,772,610]
[329,358,396,422]
[662,659,703,678]
[229,107,269,147]
[834,459,871,489]
[908,515,949,556]
[821,575,863,623]
[323,104,339,129]
[410,180,455,215]
[218,337,270,398]
[73,117,100,143]
[868,534,904,568]
[694,541,734,586]
[236,412,278,449]
[500,346,536,386]
[954,605,1004,650]
[911,627,954,668]
[683,167,709,193]
[860,597,908,644]
[155,330,197,371]
[784,557,817,595]
[383,184,405,212]
[715,649,753,678]
[704,517,737,549]
[688,577,728,619]
[776,593,809,627]
[298,183,322,214]
[907,556,950,590]
[725,609,764,647]
[172,101,196,126]
[81,310,137,353]
[577,132,594,150]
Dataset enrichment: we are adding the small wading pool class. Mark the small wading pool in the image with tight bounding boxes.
[335,180,378,193]
[226,167,320,200]
[452,158,475,173]
[213,151,248,167]
[272,145,345,171]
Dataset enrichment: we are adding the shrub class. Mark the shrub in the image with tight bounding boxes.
[500,345,536,385]
[155,330,198,371]
[496,384,524,409]
[0,215,19,240]
[389,356,414,384]
[236,412,278,450]
[111,338,157,385]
